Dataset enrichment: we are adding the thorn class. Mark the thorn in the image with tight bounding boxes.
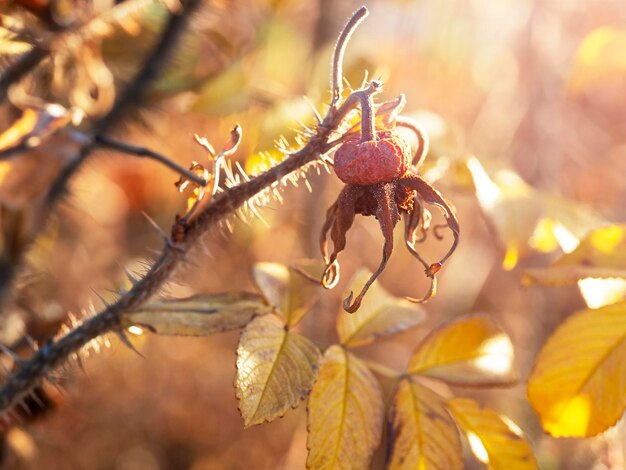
[74,353,88,375]
[122,265,140,285]
[89,288,110,307]
[115,329,144,358]
[9,409,23,424]
[303,96,322,124]
[304,178,313,193]
[198,240,212,256]
[248,201,269,228]
[224,219,234,234]
[46,377,65,397]
[234,162,250,182]
[18,400,32,417]
[29,391,46,409]
[141,211,170,241]
[0,359,10,374]
[0,344,21,363]
[357,70,368,89]
[24,335,36,351]
[272,188,284,203]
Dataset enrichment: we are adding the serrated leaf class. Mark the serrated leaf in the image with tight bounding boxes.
[465,157,606,270]
[252,261,320,327]
[337,269,426,348]
[447,398,537,470]
[236,316,321,427]
[527,303,626,437]
[387,379,462,470]
[306,345,384,470]
[121,292,269,336]
[408,314,517,387]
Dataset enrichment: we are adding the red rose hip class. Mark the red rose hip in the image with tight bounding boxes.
[334,131,411,186]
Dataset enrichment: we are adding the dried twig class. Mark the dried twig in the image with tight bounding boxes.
[0,0,202,303]
[0,5,371,415]
[45,0,203,206]
[94,135,207,186]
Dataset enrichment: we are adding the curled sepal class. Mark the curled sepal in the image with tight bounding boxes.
[404,197,432,248]
[406,273,438,304]
[396,115,430,168]
[400,173,460,267]
[343,183,398,313]
[320,186,363,291]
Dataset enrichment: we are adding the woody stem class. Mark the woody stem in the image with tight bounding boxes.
[353,79,381,142]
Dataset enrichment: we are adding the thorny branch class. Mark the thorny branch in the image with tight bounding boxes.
[0,0,203,303]
[0,5,373,415]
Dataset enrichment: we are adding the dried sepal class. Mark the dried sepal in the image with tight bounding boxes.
[175,124,243,220]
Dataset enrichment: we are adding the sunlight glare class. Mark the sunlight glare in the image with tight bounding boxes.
[467,432,489,464]
[466,157,501,210]
[578,278,626,309]
[473,333,514,375]
[127,325,145,336]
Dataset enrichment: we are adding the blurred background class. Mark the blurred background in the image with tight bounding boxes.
[0,0,625,468]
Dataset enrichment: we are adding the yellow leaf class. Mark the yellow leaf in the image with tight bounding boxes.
[447,398,537,470]
[525,225,626,285]
[408,314,517,386]
[252,262,320,327]
[306,345,384,469]
[387,379,462,470]
[568,27,626,94]
[527,303,626,437]
[236,316,320,427]
[524,225,626,308]
[465,157,606,270]
[120,292,270,336]
[337,269,426,348]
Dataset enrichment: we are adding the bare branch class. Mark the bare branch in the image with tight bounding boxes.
[46,0,203,206]
[0,0,202,305]
[94,135,208,186]
[0,46,48,101]
[330,6,369,107]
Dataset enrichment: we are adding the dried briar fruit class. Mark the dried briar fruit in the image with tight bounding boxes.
[320,80,460,312]
[334,130,410,186]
